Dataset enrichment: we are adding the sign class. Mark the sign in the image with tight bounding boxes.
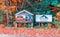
[36,15,52,22]
[16,14,33,23]
[15,10,33,23]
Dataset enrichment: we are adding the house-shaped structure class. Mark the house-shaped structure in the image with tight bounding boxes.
[15,10,34,23]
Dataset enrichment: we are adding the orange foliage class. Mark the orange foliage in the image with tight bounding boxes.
[0,5,6,10]
[0,1,3,4]
[8,6,17,13]
[17,0,22,3]
[12,0,17,3]
[11,6,16,12]
[50,6,60,12]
